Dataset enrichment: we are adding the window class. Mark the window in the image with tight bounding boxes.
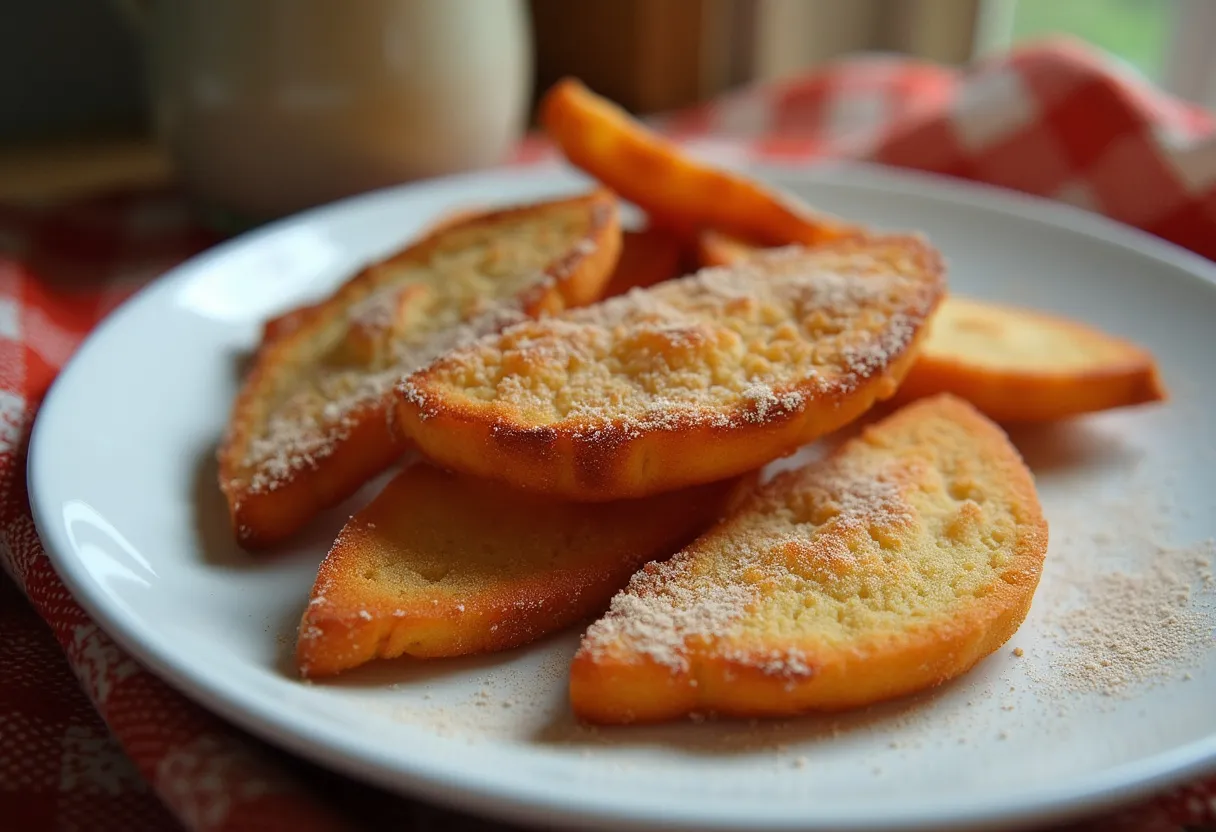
[1009,0,1173,81]
[977,0,1216,106]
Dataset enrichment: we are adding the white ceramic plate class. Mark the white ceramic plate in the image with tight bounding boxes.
[29,162,1216,832]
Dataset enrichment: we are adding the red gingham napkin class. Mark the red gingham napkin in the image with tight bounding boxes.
[1,39,1214,832]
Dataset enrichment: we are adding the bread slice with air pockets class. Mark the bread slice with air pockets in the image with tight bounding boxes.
[296,464,753,678]
[396,234,947,502]
[219,190,621,548]
[890,296,1166,421]
[569,394,1048,724]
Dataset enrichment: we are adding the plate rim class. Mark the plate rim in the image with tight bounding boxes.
[27,159,1216,832]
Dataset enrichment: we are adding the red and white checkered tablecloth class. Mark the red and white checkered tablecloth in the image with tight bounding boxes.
[1,38,1214,832]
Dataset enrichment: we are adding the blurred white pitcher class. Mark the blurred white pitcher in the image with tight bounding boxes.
[118,0,533,220]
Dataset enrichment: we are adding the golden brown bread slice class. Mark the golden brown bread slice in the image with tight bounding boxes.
[219,190,621,549]
[296,464,753,678]
[890,296,1167,421]
[698,230,1167,422]
[569,394,1048,724]
[396,234,946,501]
[541,78,860,247]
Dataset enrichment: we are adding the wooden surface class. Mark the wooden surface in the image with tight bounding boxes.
[0,136,171,204]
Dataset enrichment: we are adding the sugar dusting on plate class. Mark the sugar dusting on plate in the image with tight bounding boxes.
[1026,487,1215,704]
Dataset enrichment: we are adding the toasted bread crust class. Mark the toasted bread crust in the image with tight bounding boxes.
[220,191,621,548]
[296,465,755,678]
[890,297,1167,421]
[396,234,946,501]
[569,395,1048,724]
[541,78,858,247]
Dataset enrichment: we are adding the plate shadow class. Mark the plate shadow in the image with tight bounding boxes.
[191,439,405,569]
[1004,420,1142,474]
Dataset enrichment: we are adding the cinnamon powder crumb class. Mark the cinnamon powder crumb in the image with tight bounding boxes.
[1033,538,1214,698]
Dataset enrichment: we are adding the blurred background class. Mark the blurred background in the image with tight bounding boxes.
[1,0,1212,211]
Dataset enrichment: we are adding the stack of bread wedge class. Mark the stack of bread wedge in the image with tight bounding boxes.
[220,78,1165,725]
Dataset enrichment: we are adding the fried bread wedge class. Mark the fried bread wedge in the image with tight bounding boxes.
[397,234,946,501]
[891,297,1167,421]
[220,190,621,548]
[541,78,859,247]
[570,395,1048,724]
[296,464,753,678]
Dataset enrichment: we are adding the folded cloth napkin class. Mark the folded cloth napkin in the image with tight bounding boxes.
[1,38,1213,832]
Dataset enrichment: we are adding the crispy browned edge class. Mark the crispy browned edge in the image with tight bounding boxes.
[295,468,758,678]
[394,234,946,502]
[890,305,1168,422]
[218,189,623,549]
[541,77,859,248]
[568,394,1049,724]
